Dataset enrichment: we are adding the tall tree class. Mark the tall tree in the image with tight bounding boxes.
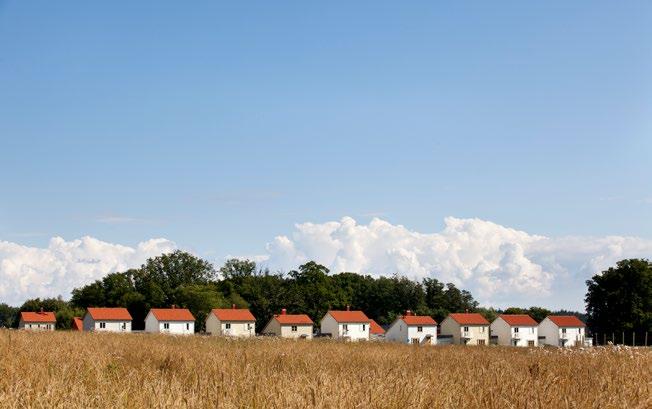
[585,259,652,334]
[0,303,19,328]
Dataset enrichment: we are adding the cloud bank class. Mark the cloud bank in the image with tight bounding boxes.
[1,217,651,309]
[264,217,652,309]
[0,237,177,306]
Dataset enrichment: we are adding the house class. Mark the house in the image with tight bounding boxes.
[72,317,83,331]
[537,315,586,347]
[490,314,538,347]
[145,306,195,335]
[369,319,385,340]
[320,307,370,341]
[261,308,313,339]
[83,307,132,332]
[19,309,56,330]
[440,313,490,345]
[205,305,256,337]
[385,310,437,345]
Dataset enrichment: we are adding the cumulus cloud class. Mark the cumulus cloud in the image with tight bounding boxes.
[263,217,652,309]
[0,236,177,306]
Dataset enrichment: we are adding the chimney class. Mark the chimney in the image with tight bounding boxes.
[465,308,469,313]
[405,310,412,316]
[232,304,236,309]
[281,308,287,315]
[172,304,176,309]
[346,305,350,311]
[40,307,44,314]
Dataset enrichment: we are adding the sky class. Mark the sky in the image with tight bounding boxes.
[1,1,651,309]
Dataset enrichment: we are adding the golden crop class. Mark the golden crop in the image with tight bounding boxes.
[0,330,650,409]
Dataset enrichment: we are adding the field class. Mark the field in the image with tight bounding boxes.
[0,331,650,408]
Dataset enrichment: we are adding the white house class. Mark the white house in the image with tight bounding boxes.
[205,306,256,337]
[320,308,370,341]
[19,310,56,330]
[385,310,437,345]
[145,306,195,335]
[82,307,132,332]
[538,315,586,347]
[370,319,385,340]
[490,314,538,347]
[440,313,490,345]
[261,308,313,339]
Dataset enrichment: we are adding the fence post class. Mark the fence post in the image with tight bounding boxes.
[633,332,635,347]
[612,332,614,344]
[645,332,648,347]
[622,332,624,345]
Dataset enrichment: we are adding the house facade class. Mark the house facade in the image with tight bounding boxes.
[19,310,56,331]
[320,308,370,341]
[261,309,313,339]
[83,308,132,332]
[490,314,538,347]
[440,313,490,345]
[145,307,195,335]
[538,315,586,347]
[205,306,256,337]
[385,311,437,345]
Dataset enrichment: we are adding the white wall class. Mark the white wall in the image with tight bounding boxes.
[320,313,369,341]
[490,318,537,347]
[385,319,437,345]
[144,313,194,334]
[440,317,488,345]
[538,318,584,347]
[19,321,55,331]
[82,314,131,332]
[205,313,255,337]
[262,319,313,339]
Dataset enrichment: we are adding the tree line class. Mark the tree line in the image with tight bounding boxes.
[3,252,649,334]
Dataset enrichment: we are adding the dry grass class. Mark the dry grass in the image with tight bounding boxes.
[0,330,650,409]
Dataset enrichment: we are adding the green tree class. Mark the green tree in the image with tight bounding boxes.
[173,284,231,332]
[0,303,19,328]
[526,307,552,323]
[585,259,652,334]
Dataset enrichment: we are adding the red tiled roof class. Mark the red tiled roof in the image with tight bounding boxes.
[401,315,437,326]
[370,319,385,335]
[274,314,313,325]
[86,307,132,321]
[327,310,370,323]
[211,308,256,322]
[72,317,83,331]
[150,308,195,322]
[547,315,585,327]
[499,314,537,326]
[448,313,489,325]
[20,311,56,323]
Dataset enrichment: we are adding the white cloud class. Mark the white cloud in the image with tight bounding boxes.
[262,217,652,310]
[0,236,177,306]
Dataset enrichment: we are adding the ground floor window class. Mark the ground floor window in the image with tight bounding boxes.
[291,325,298,332]
[477,339,486,346]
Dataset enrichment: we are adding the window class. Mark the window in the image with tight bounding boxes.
[225,323,231,329]
[291,326,298,332]
[480,327,485,333]
[99,322,106,329]
[186,323,190,331]
[528,341,535,347]
[411,338,419,345]
[477,339,486,346]
[122,323,126,330]
[514,327,519,333]
[562,328,567,334]
[463,326,469,332]
[163,323,170,330]
[247,323,252,330]
[343,324,348,331]
[362,324,366,331]
[417,326,423,332]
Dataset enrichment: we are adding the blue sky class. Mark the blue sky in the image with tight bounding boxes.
[0,1,651,308]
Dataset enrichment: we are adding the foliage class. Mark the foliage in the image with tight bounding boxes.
[17,297,84,329]
[586,258,652,333]
[0,303,19,328]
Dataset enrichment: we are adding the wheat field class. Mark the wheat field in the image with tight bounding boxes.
[0,330,650,409]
